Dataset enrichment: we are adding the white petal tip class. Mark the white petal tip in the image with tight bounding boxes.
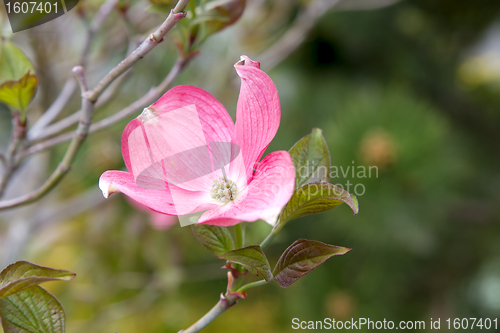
[138,106,158,123]
[235,55,260,69]
[261,207,282,227]
[99,179,117,199]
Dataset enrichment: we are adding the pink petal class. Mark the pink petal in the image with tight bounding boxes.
[121,85,235,192]
[151,85,234,143]
[232,56,281,181]
[198,151,295,226]
[99,170,216,215]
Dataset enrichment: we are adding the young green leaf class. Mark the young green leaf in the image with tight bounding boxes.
[0,286,65,333]
[0,72,38,112]
[273,239,351,287]
[289,128,331,189]
[220,245,273,281]
[277,183,359,230]
[0,40,35,82]
[0,39,38,115]
[192,224,235,257]
[0,261,75,299]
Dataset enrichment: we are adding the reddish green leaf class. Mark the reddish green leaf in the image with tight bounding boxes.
[273,239,351,287]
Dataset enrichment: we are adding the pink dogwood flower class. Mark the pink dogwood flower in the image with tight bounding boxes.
[99,56,295,227]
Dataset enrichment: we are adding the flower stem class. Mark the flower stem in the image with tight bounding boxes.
[234,223,243,249]
[180,297,231,333]
[236,280,268,293]
[260,225,281,249]
[260,232,274,249]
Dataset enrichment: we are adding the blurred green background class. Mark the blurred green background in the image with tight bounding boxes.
[1,0,500,332]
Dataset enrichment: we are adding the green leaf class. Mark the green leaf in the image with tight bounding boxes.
[202,0,246,35]
[277,183,359,230]
[220,245,273,282]
[289,128,331,189]
[0,39,35,82]
[0,39,38,113]
[0,286,65,333]
[0,261,75,299]
[0,72,38,112]
[192,224,235,257]
[273,239,351,287]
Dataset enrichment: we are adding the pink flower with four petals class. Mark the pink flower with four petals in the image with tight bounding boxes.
[99,56,295,227]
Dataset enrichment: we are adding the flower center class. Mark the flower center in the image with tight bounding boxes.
[210,176,237,203]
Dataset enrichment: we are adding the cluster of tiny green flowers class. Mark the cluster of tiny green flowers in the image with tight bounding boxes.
[210,176,237,203]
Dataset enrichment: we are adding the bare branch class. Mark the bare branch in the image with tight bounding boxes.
[0,0,189,210]
[259,0,399,71]
[28,0,185,142]
[91,0,119,33]
[28,79,78,139]
[30,0,188,142]
[81,0,119,67]
[20,58,188,158]
[0,114,26,198]
[30,49,137,142]
[0,66,94,210]
[259,0,342,70]
[179,298,231,333]
[86,0,190,103]
[28,0,120,141]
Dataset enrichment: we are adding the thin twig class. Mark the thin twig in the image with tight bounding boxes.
[28,0,120,142]
[30,34,142,142]
[29,0,186,142]
[0,113,26,198]
[28,79,77,139]
[91,0,119,33]
[86,0,189,103]
[0,67,93,210]
[0,1,189,210]
[81,0,119,67]
[30,67,133,142]
[259,0,342,70]
[20,58,188,158]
